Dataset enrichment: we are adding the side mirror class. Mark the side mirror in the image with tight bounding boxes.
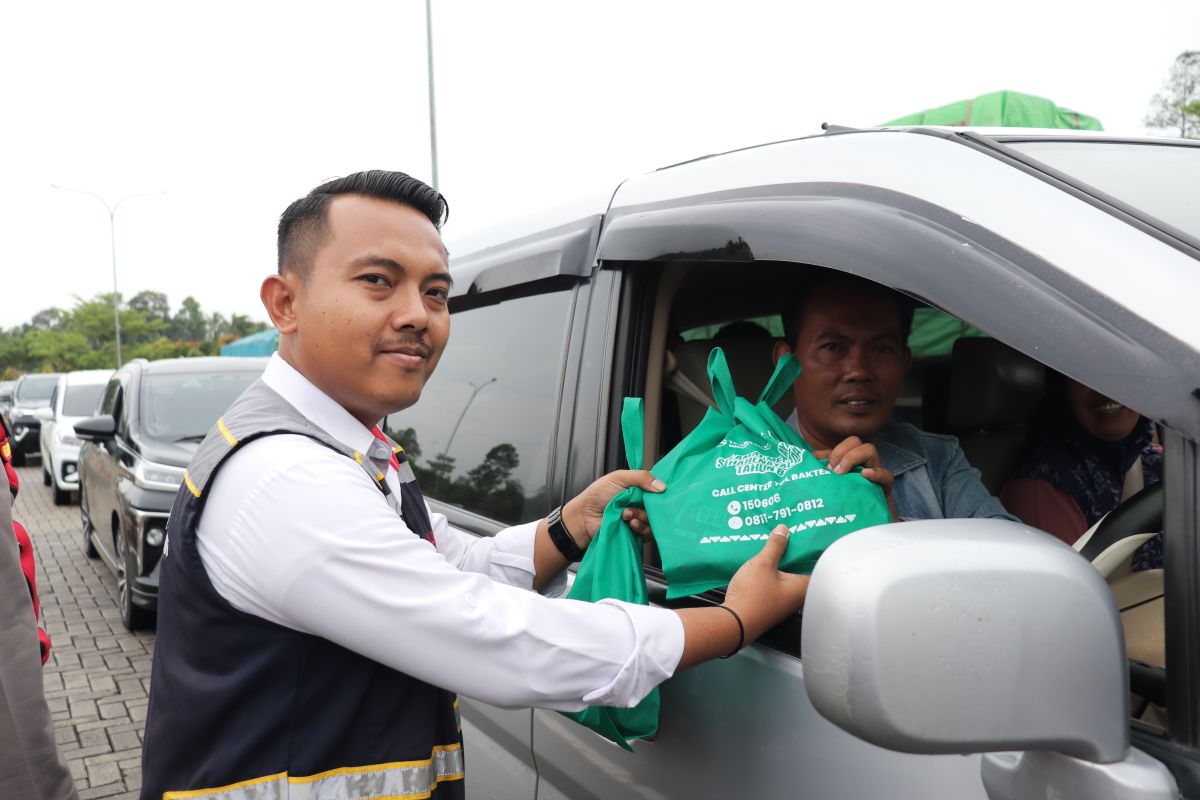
[33,407,54,422]
[74,415,117,442]
[801,518,1128,763]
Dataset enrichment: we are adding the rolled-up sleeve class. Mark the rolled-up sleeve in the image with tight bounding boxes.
[581,600,686,708]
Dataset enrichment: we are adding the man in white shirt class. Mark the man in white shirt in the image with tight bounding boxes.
[141,170,809,800]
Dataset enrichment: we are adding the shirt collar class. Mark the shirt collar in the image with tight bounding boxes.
[261,353,386,466]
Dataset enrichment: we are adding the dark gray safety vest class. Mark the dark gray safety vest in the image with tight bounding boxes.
[141,380,464,800]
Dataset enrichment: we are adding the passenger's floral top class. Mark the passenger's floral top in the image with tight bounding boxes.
[1006,416,1163,571]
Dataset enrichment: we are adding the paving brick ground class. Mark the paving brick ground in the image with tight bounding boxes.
[13,464,153,800]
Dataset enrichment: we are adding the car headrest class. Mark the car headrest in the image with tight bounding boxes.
[946,338,1045,432]
[670,333,792,432]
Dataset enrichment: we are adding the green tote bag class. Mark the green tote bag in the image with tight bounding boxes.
[645,347,893,599]
[561,397,659,750]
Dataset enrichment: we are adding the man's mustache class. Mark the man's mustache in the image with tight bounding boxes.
[376,336,434,358]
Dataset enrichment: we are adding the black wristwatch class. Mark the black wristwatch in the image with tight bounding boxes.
[547,505,586,562]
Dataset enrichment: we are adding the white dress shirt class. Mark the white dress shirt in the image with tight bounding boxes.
[196,354,683,711]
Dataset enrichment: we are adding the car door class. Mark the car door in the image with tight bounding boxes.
[40,380,60,470]
[385,214,601,799]
[85,374,127,563]
[532,131,1200,798]
[533,264,990,800]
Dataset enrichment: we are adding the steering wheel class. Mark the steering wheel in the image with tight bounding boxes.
[1077,483,1165,709]
[1078,483,1163,570]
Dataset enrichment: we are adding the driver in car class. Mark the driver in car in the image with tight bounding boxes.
[772,272,1016,523]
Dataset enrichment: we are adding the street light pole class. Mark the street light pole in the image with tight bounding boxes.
[425,0,439,189]
[443,377,496,456]
[50,185,165,368]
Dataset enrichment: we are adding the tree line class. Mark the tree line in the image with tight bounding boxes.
[1146,51,1200,139]
[386,425,538,526]
[0,290,269,378]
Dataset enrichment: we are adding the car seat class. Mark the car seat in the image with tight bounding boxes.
[667,325,790,437]
[944,338,1046,495]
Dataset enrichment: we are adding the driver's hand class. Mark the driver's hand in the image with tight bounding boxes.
[813,436,898,521]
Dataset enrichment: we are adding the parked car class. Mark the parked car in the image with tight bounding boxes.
[3,373,62,466]
[0,380,15,420]
[385,127,1199,799]
[37,370,113,505]
[76,356,268,630]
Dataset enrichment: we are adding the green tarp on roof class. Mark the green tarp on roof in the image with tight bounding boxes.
[908,308,987,358]
[879,90,1100,357]
[220,327,279,357]
[880,89,1102,130]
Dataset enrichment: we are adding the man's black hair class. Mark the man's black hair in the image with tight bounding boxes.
[277,170,449,279]
[780,271,915,348]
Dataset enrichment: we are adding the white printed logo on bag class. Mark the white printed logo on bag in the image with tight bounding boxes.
[714,440,805,477]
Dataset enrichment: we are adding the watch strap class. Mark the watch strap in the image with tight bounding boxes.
[547,505,586,562]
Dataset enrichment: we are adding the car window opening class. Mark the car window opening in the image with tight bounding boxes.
[637,259,1170,731]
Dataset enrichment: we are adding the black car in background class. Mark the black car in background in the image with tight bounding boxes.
[76,356,268,629]
[4,373,63,465]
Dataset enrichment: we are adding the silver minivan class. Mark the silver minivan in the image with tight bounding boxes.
[384,126,1200,799]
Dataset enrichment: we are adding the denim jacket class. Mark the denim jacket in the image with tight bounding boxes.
[787,413,1016,522]
[874,422,1016,521]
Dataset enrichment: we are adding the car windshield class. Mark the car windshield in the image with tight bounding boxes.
[63,383,107,417]
[1004,140,1200,242]
[139,370,261,440]
[15,375,59,404]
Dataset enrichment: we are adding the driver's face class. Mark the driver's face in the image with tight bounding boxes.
[776,284,911,451]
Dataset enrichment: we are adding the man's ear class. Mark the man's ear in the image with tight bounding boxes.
[261,273,300,335]
[771,339,793,366]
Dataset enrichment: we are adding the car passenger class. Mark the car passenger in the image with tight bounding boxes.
[1000,372,1163,569]
[772,273,1016,522]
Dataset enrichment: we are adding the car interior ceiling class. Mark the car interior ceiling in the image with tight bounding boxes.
[635,258,1167,731]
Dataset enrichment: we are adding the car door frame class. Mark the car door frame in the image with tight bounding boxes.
[40,378,62,476]
[86,370,130,569]
[431,213,603,800]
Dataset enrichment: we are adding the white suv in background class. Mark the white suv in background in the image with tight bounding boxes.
[39,369,113,505]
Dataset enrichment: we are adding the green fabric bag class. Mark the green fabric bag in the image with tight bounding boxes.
[645,347,892,599]
[561,397,659,750]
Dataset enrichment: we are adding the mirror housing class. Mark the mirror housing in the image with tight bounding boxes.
[33,406,54,422]
[802,519,1128,764]
[73,415,116,442]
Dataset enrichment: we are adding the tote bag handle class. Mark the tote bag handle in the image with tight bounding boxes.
[757,354,801,408]
[622,398,644,471]
[706,347,738,419]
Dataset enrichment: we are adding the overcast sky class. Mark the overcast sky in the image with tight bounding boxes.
[2,0,1196,328]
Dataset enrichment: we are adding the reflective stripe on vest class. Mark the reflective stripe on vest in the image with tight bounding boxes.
[163,744,465,800]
